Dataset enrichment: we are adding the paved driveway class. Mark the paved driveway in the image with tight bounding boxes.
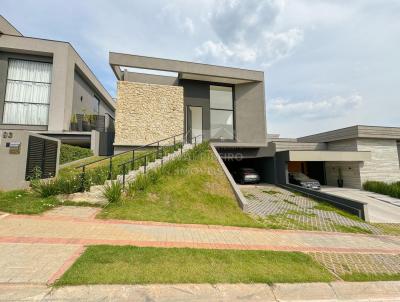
[321,187,400,223]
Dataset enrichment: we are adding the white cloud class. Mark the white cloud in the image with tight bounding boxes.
[269,94,363,120]
[4,0,400,137]
[158,2,197,35]
[183,17,195,35]
[195,0,303,66]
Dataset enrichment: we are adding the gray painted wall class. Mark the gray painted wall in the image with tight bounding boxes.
[180,79,267,144]
[262,157,277,183]
[274,141,327,152]
[235,81,267,144]
[0,34,115,132]
[181,80,211,140]
[72,71,114,118]
[0,130,60,190]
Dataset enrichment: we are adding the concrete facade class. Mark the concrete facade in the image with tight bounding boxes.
[297,126,400,188]
[0,130,60,190]
[109,52,267,146]
[114,81,183,146]
[0,16,115,140]
[358,138,400,184]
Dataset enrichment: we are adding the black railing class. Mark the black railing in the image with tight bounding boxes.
[118,133,203,189]
[76,132,189,191]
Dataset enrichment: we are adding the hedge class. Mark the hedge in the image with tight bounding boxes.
[363,181,400,199]
[60,144,93,165]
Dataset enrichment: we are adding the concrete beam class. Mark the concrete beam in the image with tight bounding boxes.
[287,150,371,162]
[109,52,264,82]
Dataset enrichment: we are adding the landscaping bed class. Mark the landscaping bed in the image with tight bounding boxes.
[363,181,400,199]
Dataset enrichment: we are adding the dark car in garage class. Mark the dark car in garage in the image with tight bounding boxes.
[289,172,321,190]
[233,168,260,184]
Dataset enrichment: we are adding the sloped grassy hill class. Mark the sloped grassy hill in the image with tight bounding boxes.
[99,142,260,227]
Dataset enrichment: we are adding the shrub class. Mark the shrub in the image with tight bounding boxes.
[31,179,60,197]
[56,176,82,194]
[103,181,123,203]
[363,181,400,199]
[60,144,93,165]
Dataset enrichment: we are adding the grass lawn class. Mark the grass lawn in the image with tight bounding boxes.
[58,155,105,177]
[0,189,103,214]
[58,150,151,179]
[341,273,400,282]
[98,146,261,228]
[55,246,335,285]
[0,190,59,214]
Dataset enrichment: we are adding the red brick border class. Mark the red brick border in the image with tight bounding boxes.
[47,245,86,285]
[1,236,399,254]
[5,213,399,239]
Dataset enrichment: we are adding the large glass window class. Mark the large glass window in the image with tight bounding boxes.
[3,59,52,125]
[210,85,234,140]
[92,95,100,114]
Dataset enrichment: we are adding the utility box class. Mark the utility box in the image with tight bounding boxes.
[0,131,61,191]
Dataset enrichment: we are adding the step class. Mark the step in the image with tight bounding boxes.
[115,144,194,183]
[62,143,196,204]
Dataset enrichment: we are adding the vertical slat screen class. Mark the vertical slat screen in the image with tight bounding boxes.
[25,136,58,180]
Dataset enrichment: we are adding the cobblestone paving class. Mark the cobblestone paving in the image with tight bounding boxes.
[241,185,383,234]
[310,252,400,277]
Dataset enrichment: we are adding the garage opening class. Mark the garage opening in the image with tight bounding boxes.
[222,157,276,184]
[288,161,326,185]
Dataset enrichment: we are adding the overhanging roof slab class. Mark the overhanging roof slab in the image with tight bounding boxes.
[109,52,264,82]
[285,150,371,162]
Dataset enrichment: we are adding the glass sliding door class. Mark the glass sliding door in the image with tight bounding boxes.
[210,85,234,140]
[2,59,52,125]
[187,106,203,143]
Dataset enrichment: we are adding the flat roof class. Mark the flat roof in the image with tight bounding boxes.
[298,125,400,143]
[1,34,115,110]
[0,15,22,36]
[109,52,264,83]
[0,15,114,110]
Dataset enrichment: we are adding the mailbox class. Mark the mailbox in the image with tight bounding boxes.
[9,142,21,154]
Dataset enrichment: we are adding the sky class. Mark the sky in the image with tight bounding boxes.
[2,0,400,137]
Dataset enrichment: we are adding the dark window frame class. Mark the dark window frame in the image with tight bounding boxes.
[209,84,235,141]
[2,58,52,126]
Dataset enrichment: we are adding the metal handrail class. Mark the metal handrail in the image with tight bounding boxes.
[77,131,191,192]
[75,132,186,169]
[118,133,203,189]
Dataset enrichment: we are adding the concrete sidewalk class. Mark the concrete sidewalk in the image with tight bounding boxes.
[0,207,399,290]
[1,282,400,301]
[1,210,399,254]
[321,186,400,223]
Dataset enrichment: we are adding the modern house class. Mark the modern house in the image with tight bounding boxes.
[0,15,115,151]
[0,13,398,192]
[109,52,267,152]
[109,52,400,190]
[297,126,400,188]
